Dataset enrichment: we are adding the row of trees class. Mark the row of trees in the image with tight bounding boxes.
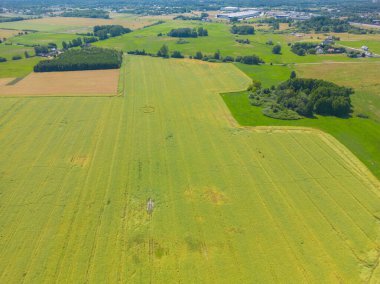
[127,45,264,65]
[34,47,123,72]
[174,13,208,21]
[61,9,110,19]
[230,25,255,35]
[295,16,364,33]
[0,16,24,23]
[167,27,208,38]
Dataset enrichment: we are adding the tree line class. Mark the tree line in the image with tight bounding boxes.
[230,25,255,35]
[33,47,123,72]
[127,44,264,65]
[61,9,110,19]
[167,27,208,38]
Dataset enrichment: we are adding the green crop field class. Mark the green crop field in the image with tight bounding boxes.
[0,56,379,283]
[0,57,40,78]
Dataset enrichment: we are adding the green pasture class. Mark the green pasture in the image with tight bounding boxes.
[8,32,81,48]
[95,20,379,64]
[340,40,380,54]
[0,56,379,283]
[223,62,380,179]
[0,43,34,60]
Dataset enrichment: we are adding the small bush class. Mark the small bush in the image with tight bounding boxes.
[12,55,22,60]
[262,104,302,120]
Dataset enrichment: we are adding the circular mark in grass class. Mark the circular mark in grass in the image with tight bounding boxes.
[142,105,155,113]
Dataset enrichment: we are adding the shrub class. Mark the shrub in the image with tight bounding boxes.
[0,57,7,62]
[272,44,281,54]
[262,104,302,120]
[157,44,169,58]
[12,55,22,60]
[194,51,203,60]
[171,50,184,58]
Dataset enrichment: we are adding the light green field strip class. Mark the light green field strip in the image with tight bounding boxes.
[0,56,379,283]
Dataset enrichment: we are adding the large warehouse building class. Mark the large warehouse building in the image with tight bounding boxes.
[216,10,261,20]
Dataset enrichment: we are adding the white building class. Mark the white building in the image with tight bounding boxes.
[221,7,239,12]
[216,10,261,20]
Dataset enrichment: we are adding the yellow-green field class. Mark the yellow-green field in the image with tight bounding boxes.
[0,56,379,283]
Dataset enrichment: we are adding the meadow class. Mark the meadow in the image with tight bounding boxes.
[8,32,81,48]
[0,56,379,283]
[95,20,380,64]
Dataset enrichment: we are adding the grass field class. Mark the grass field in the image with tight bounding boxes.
[95,21,380,64]
[0,69,120,96]
[0,56,379,283]
[0,44,34,60]
[0,57,40,78]
[8,32,81,48]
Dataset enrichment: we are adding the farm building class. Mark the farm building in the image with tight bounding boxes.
[216,10,261,20]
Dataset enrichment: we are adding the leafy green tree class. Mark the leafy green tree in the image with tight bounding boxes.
[171,50,184,58]
[194,51,203,60]
[290,71,297,80]
[214,49,221,60]
[157,44,169,58]
[272,44,281,54]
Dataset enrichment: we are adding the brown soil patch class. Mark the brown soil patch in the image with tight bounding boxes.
[0,29,21,38]
[70,155,89,167]
[0,69,120,97]
[204,187,227,205]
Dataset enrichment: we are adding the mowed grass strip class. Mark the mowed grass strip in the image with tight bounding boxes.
[0,56,379,283]
[0,69,120,96]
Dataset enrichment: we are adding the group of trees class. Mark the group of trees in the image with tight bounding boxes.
[249,73,353,119]
[193,51,263,65]
[235,38,250,44]
[167,27,208,38]
[93,25,132,40]
[61,9,110,19]
[295,16,358,33]
[230,25,255,35]
[33,47,122,72]
[128,45,184,59]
